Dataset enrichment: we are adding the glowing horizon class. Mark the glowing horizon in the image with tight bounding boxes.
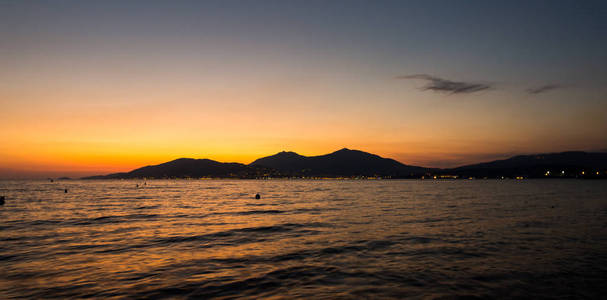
[1,1,606,178]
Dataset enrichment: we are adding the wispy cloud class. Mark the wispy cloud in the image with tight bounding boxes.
[396,74,493,94]
[526,84,563,95]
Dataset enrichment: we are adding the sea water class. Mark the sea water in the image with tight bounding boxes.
[1,179,606,298]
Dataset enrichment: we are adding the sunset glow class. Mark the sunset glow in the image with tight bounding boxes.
[1,1,606,178]
[2,2,607,299]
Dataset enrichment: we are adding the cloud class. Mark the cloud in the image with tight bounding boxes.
[526,84,563,94]
[396,74,493,94]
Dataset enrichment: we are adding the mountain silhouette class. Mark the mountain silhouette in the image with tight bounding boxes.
[444,151,607,177]
[82,149,606,179]
[250,148,427,176]
[84,158,271,179]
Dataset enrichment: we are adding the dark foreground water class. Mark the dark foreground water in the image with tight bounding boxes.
[1,180,606,299]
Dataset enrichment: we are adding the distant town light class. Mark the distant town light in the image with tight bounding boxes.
[582,171,585,175]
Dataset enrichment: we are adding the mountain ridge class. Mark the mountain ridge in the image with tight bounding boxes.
[443,151,607,178]
[250,148,428,176]
[83,158,273,179]
[82,149,607,179]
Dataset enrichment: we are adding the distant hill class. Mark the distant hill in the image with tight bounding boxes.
[445,151,607,178]
[250,148,428,177]
[82,149,607,179]
[83,158,272,179]
[84,148,428,179]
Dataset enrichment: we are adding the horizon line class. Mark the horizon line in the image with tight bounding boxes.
[3,147,605,180]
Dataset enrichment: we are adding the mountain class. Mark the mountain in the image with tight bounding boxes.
[82,149,606,179]
[83,158,272,179]
[250,148,428,177]
[83,148,428,179]
[445,151,607,178]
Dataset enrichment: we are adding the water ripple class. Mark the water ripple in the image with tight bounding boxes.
[0,179,606,299]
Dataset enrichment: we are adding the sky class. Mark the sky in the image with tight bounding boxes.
[1,0,606,178]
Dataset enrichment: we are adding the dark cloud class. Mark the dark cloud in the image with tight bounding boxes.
[526,84,563,94]
[396,74,492,94]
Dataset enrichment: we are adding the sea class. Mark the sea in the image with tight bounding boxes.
[1,179,606,299]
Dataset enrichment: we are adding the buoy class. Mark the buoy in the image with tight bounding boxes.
[255,193,261,199]
[64,189,68,193]
[0,196,5,205]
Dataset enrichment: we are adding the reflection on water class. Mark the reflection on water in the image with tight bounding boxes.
[1,180,606,298]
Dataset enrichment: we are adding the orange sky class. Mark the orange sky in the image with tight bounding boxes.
[2,50,606,178]
[2,1,606,178]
